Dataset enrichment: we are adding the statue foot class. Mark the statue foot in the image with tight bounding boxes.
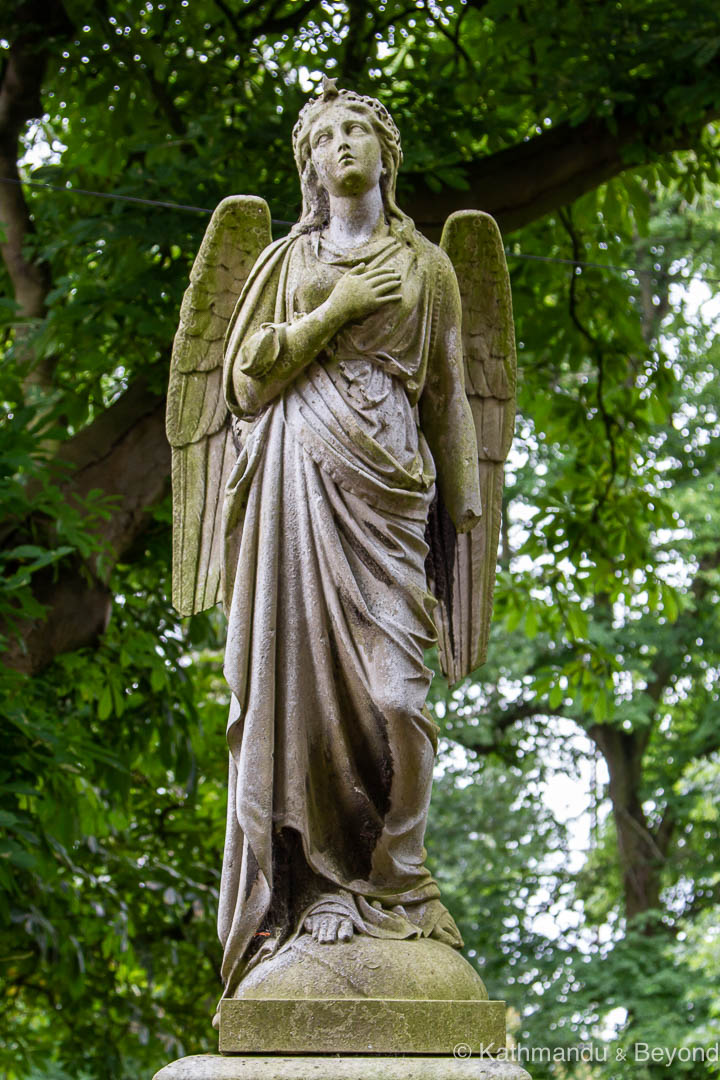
[304,912,354,943]
[429,910,464,947]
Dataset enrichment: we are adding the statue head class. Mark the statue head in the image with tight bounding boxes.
[291,77,408,234]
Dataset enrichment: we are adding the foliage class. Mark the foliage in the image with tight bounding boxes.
[1,503,228,1077]
[0,2,719,1078]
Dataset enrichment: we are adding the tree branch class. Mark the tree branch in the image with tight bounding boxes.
[261,0,321,36]
[2,379,169,674]
[557,206,619,511]
[422,1,483,84]
[403,87,720,233]
[341,0,373,82]
[588,723,662,922]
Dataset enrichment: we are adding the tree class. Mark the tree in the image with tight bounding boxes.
[1,2,719,1078]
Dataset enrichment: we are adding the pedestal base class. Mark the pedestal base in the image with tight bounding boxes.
[220,997,504,1054]
[221,937,501,1054]
[154,1054,532,1080]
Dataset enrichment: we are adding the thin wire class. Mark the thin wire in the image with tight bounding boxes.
[1,176,297,225]
[2,174,719,280]
[506,251,631,273]
[511,252,720,285]
[2,175,213,215]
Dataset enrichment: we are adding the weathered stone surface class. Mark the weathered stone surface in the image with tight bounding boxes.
[220,937,502,1054]
[235,937,488,1001]
[154,1054,532,1080]
[219,998,505,1054]
[169,78,517,1007]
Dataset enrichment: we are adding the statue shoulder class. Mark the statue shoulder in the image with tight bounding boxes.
[236,231,303,304]
[256,231,301,265]
[412,231,458,290]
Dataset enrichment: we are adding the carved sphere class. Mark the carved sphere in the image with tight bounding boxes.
[234,935,489,1001]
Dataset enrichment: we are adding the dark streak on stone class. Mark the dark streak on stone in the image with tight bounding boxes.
[324,629,393,880]
[339,584,374,633]
[364,518,396,551]
[243,842,260,902]
[424,490,457,656]
[337,515,395,588]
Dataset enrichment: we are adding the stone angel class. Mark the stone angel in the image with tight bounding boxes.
[166,80,516,1007]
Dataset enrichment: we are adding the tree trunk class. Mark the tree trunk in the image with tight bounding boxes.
[0,1,73,390]
[589,725,663,925]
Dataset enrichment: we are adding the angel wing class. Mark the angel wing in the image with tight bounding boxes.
[430,210,517,683]
[166,195,272,616]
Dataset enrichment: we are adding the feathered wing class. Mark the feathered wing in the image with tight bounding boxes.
[432,210,517,682]
[166,195,272,616]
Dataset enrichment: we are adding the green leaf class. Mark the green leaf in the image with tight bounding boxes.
[97,686,113,721]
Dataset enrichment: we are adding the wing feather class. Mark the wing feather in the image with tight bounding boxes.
[166,195,272,616]
[435,210,517,682]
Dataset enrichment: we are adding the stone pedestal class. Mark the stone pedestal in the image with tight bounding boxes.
[154,1055,531,1079]
[219,935,504,1055]
[153,938,532,1078]
[220,997,505,1054]
[220,936,503,1055]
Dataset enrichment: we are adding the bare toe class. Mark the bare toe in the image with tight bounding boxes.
[338,918,353,942]
[318,917,335,943]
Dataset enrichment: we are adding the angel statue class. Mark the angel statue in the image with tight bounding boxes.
[166,78,516,1012]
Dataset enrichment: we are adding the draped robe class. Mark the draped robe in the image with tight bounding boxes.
[218,224,472,999]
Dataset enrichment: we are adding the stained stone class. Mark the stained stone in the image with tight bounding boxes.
[167,79,517,999]
[219,998,505,1055]
[159,77,525,1080]
[154,1055,532,1080]
[219,936,503,1055]
[234,937,489,1001]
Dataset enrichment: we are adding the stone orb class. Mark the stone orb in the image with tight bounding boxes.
[235,934,488,1001]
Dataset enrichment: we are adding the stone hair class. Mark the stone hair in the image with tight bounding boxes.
[291,83,410,236]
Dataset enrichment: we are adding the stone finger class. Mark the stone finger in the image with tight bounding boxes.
[362,268,401,279]
[367,276,401,288]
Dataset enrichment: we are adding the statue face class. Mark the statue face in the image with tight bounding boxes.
[309,103,383,198]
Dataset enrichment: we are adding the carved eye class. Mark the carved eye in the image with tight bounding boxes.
[315,132,331,147]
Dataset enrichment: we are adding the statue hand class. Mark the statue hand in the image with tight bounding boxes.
[328,263,402,323]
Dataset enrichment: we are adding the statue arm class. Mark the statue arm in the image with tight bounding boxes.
[419,258,482,534]
[228,295,348,417]
[227,253,403,417]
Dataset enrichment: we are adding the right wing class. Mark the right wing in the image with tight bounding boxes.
[166,195,272,617]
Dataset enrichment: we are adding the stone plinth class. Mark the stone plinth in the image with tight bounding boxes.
[220,936,503,1055]
[154,1055,532,1080]
[220,997,505,1054]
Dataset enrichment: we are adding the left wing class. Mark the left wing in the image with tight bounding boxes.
[430,210,517,682]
